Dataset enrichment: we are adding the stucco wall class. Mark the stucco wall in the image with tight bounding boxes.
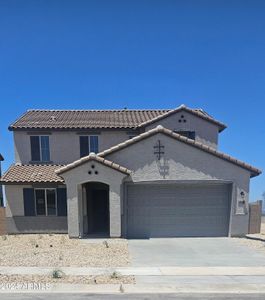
[106,133,252,236]
[60,161,127,238]
[145,111,220,149]
[13,130,132,164]
[13,111,220,165]
[5,184,68,234]
[6,216,68,234]
[5,185,30,217]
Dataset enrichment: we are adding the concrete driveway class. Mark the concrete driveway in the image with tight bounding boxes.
[128,238,265,267]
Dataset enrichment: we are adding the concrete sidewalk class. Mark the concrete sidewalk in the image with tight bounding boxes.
[1,282,265,294]
[2,266,265,276]
[2,265,265,294]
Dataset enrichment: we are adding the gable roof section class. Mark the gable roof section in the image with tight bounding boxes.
[98,125,261,178]
[56,153,131,175]
[1,164,65,184]
[137,105,226,132]
[9,109,170,130]
[8,105,225,131]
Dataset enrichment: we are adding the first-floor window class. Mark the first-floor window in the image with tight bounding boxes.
[35,188,57,216]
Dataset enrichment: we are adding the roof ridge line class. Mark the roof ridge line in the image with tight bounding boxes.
[136,106,226,131]
[56,153,131,175]
[26,109,172,112]
[97,125,261,177]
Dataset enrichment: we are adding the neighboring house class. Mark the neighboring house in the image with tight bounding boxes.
[1,105,261,238]
[0,154,4,207]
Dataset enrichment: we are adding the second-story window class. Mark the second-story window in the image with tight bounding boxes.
[80,136,99,157]
[30,136,50,162]
[175,131,196,140]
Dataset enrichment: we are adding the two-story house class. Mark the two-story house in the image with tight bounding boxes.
[1,105,261,238]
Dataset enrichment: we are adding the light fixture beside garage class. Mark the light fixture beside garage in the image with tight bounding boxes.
[240,191,246,204]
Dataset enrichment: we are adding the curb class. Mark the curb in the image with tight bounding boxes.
[1,283,265,294]
[2,266,265,276]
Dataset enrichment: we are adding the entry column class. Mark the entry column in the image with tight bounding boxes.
[109,183,122,237]
[66,182,81,238]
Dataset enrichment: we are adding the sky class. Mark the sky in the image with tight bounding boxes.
[0,0,264,201]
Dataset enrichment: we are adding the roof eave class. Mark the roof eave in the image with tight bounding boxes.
[98,126,261,177]
[8,126,139,131]
[250,170,262,178]
[56,155,131,176]
[0,181,65,185]
[137,106,227,132]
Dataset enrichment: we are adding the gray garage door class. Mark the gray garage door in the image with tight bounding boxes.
[126,183,231,238]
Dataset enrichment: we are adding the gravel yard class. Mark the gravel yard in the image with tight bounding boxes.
[0,234,130,267]
[233,217,265,253]
[234,237,265,254]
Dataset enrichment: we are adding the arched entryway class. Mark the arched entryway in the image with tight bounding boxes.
[83,182,110,237]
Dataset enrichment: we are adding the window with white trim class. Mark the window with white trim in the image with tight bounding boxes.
[30,136,50,162]
[79,136,99,157]
[35,188,57,216]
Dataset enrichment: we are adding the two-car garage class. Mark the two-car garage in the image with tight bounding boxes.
[126,183,232,238]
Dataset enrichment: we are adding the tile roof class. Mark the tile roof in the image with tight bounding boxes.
[8,105,226,131]
[98,125,262,178]
[1,164,65,184]
[137,105,226,131]
[56,153,131,175]
[9,109,170,130]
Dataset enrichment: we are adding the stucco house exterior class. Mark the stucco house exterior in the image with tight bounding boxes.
[1,105,261,238]
[0,153,4,207]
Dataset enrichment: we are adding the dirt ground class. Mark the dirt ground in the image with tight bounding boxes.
[0,234,130,267]
[235,217,265,254]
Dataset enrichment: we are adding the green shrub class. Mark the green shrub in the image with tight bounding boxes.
[52,269,64,279]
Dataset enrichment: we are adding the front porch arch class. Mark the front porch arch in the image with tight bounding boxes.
[56,155,131,238]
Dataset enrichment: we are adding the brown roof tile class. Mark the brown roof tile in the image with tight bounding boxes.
[1,164,65,184]
[56,153,131,175]
[8,106,225,131]
[9,109,170,130]
[137,105,226,131]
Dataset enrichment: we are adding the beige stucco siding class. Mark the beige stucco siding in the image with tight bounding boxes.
[4,185,68,234]
[60,161,128,238]
[14,130,131,164]
[145,111,219,149]
[106,133,251,236]
[5,185,30,217]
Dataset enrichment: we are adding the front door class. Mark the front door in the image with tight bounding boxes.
[91,189,109,234]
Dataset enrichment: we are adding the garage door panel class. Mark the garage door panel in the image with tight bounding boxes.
[127,184,230,238]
